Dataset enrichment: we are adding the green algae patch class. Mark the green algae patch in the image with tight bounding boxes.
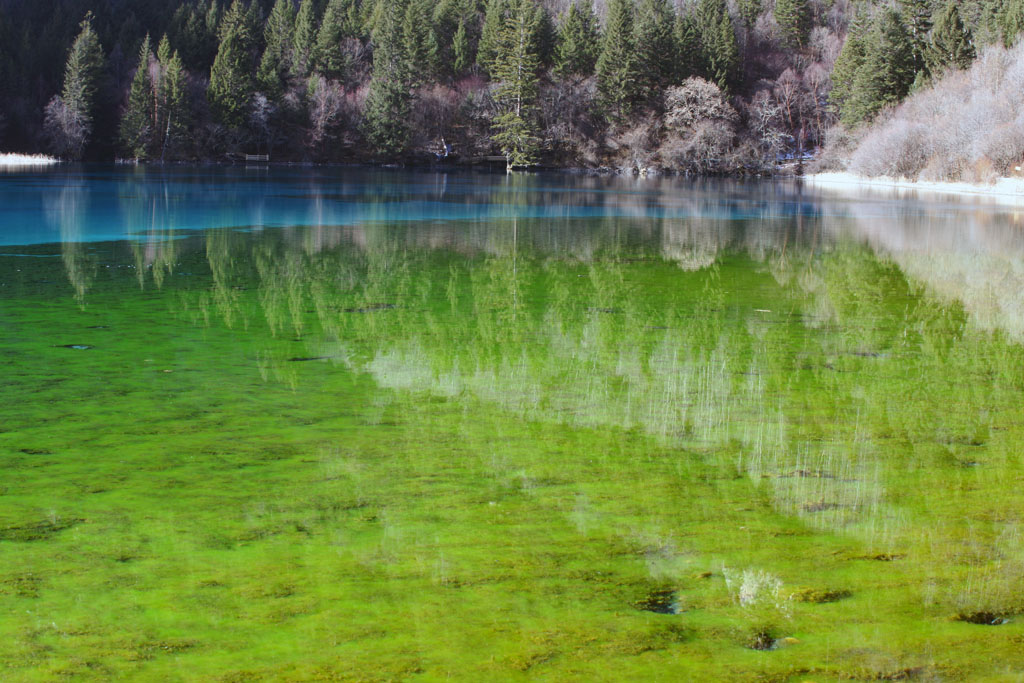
[0,517,85,542]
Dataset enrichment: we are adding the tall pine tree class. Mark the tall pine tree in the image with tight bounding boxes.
[695,0,740,91]
[774,0,811,50]
[45,12,105,159]
[596,0,640,119]
[478,0,509,74]
[534,6,557,69]
[172,0,221,73]
[843,7,916,126]
[673,11,703,83]
[65,12,106,133]
[899,0,933,78]
[492,0,542,170]
[453,18,472,74]
[156,35,189,160]
[999,0,1024,45]
[736,0,761,29]
[258,0,295,97]
[927,2,976,71]
[363,0,412,157]
[291,0,318,80]
[208,0,255,129]
[830,6,868,119]
[120,34,154,158]
[315,0,360,80]
[554,1,601,78]
[976,0,1002,46]
[634,0,676,97]
[403,0,438,85]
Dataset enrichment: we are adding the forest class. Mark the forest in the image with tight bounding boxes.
[0,0,1020,172]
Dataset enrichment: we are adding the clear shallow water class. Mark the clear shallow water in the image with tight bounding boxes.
[2,166,1024,680]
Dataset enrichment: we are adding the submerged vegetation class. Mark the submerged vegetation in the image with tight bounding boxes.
[1,168,1024,678]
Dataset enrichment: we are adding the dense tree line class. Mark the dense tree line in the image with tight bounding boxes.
[0,0,1019,172]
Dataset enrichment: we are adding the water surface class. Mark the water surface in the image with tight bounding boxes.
[2,166,1023,680]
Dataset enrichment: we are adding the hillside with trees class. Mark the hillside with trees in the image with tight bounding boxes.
[0,0,1022,173]
[836,39,1024,183]
[822,1,1024,183]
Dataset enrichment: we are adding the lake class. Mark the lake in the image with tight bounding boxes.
[1,165,1023,680]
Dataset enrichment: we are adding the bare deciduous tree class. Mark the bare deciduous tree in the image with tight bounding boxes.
[44,96,89,159]
[749,89,787,164]
[664,78,738,132]
[307,75,344,155]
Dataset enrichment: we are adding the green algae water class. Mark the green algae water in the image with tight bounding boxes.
[2,166,1024,681]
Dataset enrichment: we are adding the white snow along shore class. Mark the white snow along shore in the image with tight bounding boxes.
[0,153,60,167]
[805,172,1024,205]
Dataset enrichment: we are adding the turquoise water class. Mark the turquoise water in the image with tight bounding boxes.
[2,166,1024,680]
[0,164,939,247]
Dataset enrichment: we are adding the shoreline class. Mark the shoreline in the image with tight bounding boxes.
[5,153,774,177]
[804,171,1024,205]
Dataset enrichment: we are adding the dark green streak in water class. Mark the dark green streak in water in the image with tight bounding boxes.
[1,167,1023,680]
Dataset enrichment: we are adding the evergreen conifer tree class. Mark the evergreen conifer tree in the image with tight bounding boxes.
[243,1,266,52]
[899,0,933,78]
[315,0,359,80]
[155,35,173,136]
[45,12,105,159]
[173,0,221,72]
[977,0,1003,45]
[120,34,154,158]
[694,0,724,40]
[492,0,542,170]
[363,0,412,157]
[999,0,1024,45]
[258,0,295,97]
[830,7,867,116]
[774,0,811,49]
[843,7,916,126]
[432,0,464,49]
[927,2,975,71]
[156,35,188,159]
[208,0,255,129]
[155,35,171,68]
[673,11,703,83]
[403,0,438,85]
[596,0,640,119]
[695,0,740,91]
[65,13,106,117]
[635,0,676,97]
[291,0,318,80]
[429,0,465,76]
[478,0,509,74]
[710,7,741,91]
[534,6,558,69]
[736,0,761,29]
[453,18,472,74]
[554,1,601,78]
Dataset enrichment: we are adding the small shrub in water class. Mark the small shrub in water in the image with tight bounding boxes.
[634,587,680,614]
[746,626,778,651]
[953,611,1010,625]
[791,587,852,604]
